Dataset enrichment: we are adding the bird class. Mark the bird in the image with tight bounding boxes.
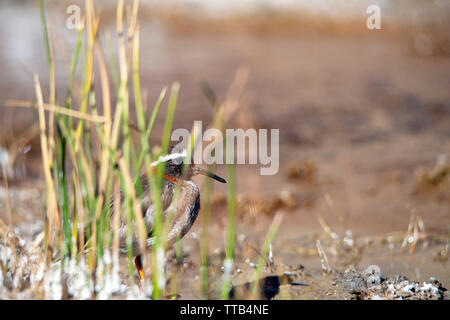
[110,146,226,279]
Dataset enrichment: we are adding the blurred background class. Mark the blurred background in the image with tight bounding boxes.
[0,0,449,291]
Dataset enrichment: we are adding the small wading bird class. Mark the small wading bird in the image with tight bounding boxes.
[111,146,226,279]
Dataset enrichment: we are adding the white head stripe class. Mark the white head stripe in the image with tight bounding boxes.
[151,149,188,166]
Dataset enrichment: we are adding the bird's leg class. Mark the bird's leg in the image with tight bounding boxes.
[134,255,144,280]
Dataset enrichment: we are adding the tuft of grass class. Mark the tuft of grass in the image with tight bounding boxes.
[249,213,283,299]
[5,1,273,301]
[220,160,236,299]
[22,0,183,299]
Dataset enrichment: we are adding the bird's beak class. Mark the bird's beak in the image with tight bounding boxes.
[195,166,227,183]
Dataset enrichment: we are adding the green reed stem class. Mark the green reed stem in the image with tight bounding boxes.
[220,161,236,299]
[249,214,283,298]
[149,83,179,299]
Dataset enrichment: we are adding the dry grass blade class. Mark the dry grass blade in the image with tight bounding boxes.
[324,193,345,226]
[5,100,108,123]
[399,214,427,254]
[1,163,14,229]
[316,239,331,274]
[220,66,250,126]
[30,232,45,251]
[118,157,147,255]
[33,74,62,262]
[93,40,113,224]
[316,215,338,240]
[75,0,99,141]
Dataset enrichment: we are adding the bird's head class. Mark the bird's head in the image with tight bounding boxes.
[151,146,226,184]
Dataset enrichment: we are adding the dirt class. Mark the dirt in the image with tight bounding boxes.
[0,2,449,299]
